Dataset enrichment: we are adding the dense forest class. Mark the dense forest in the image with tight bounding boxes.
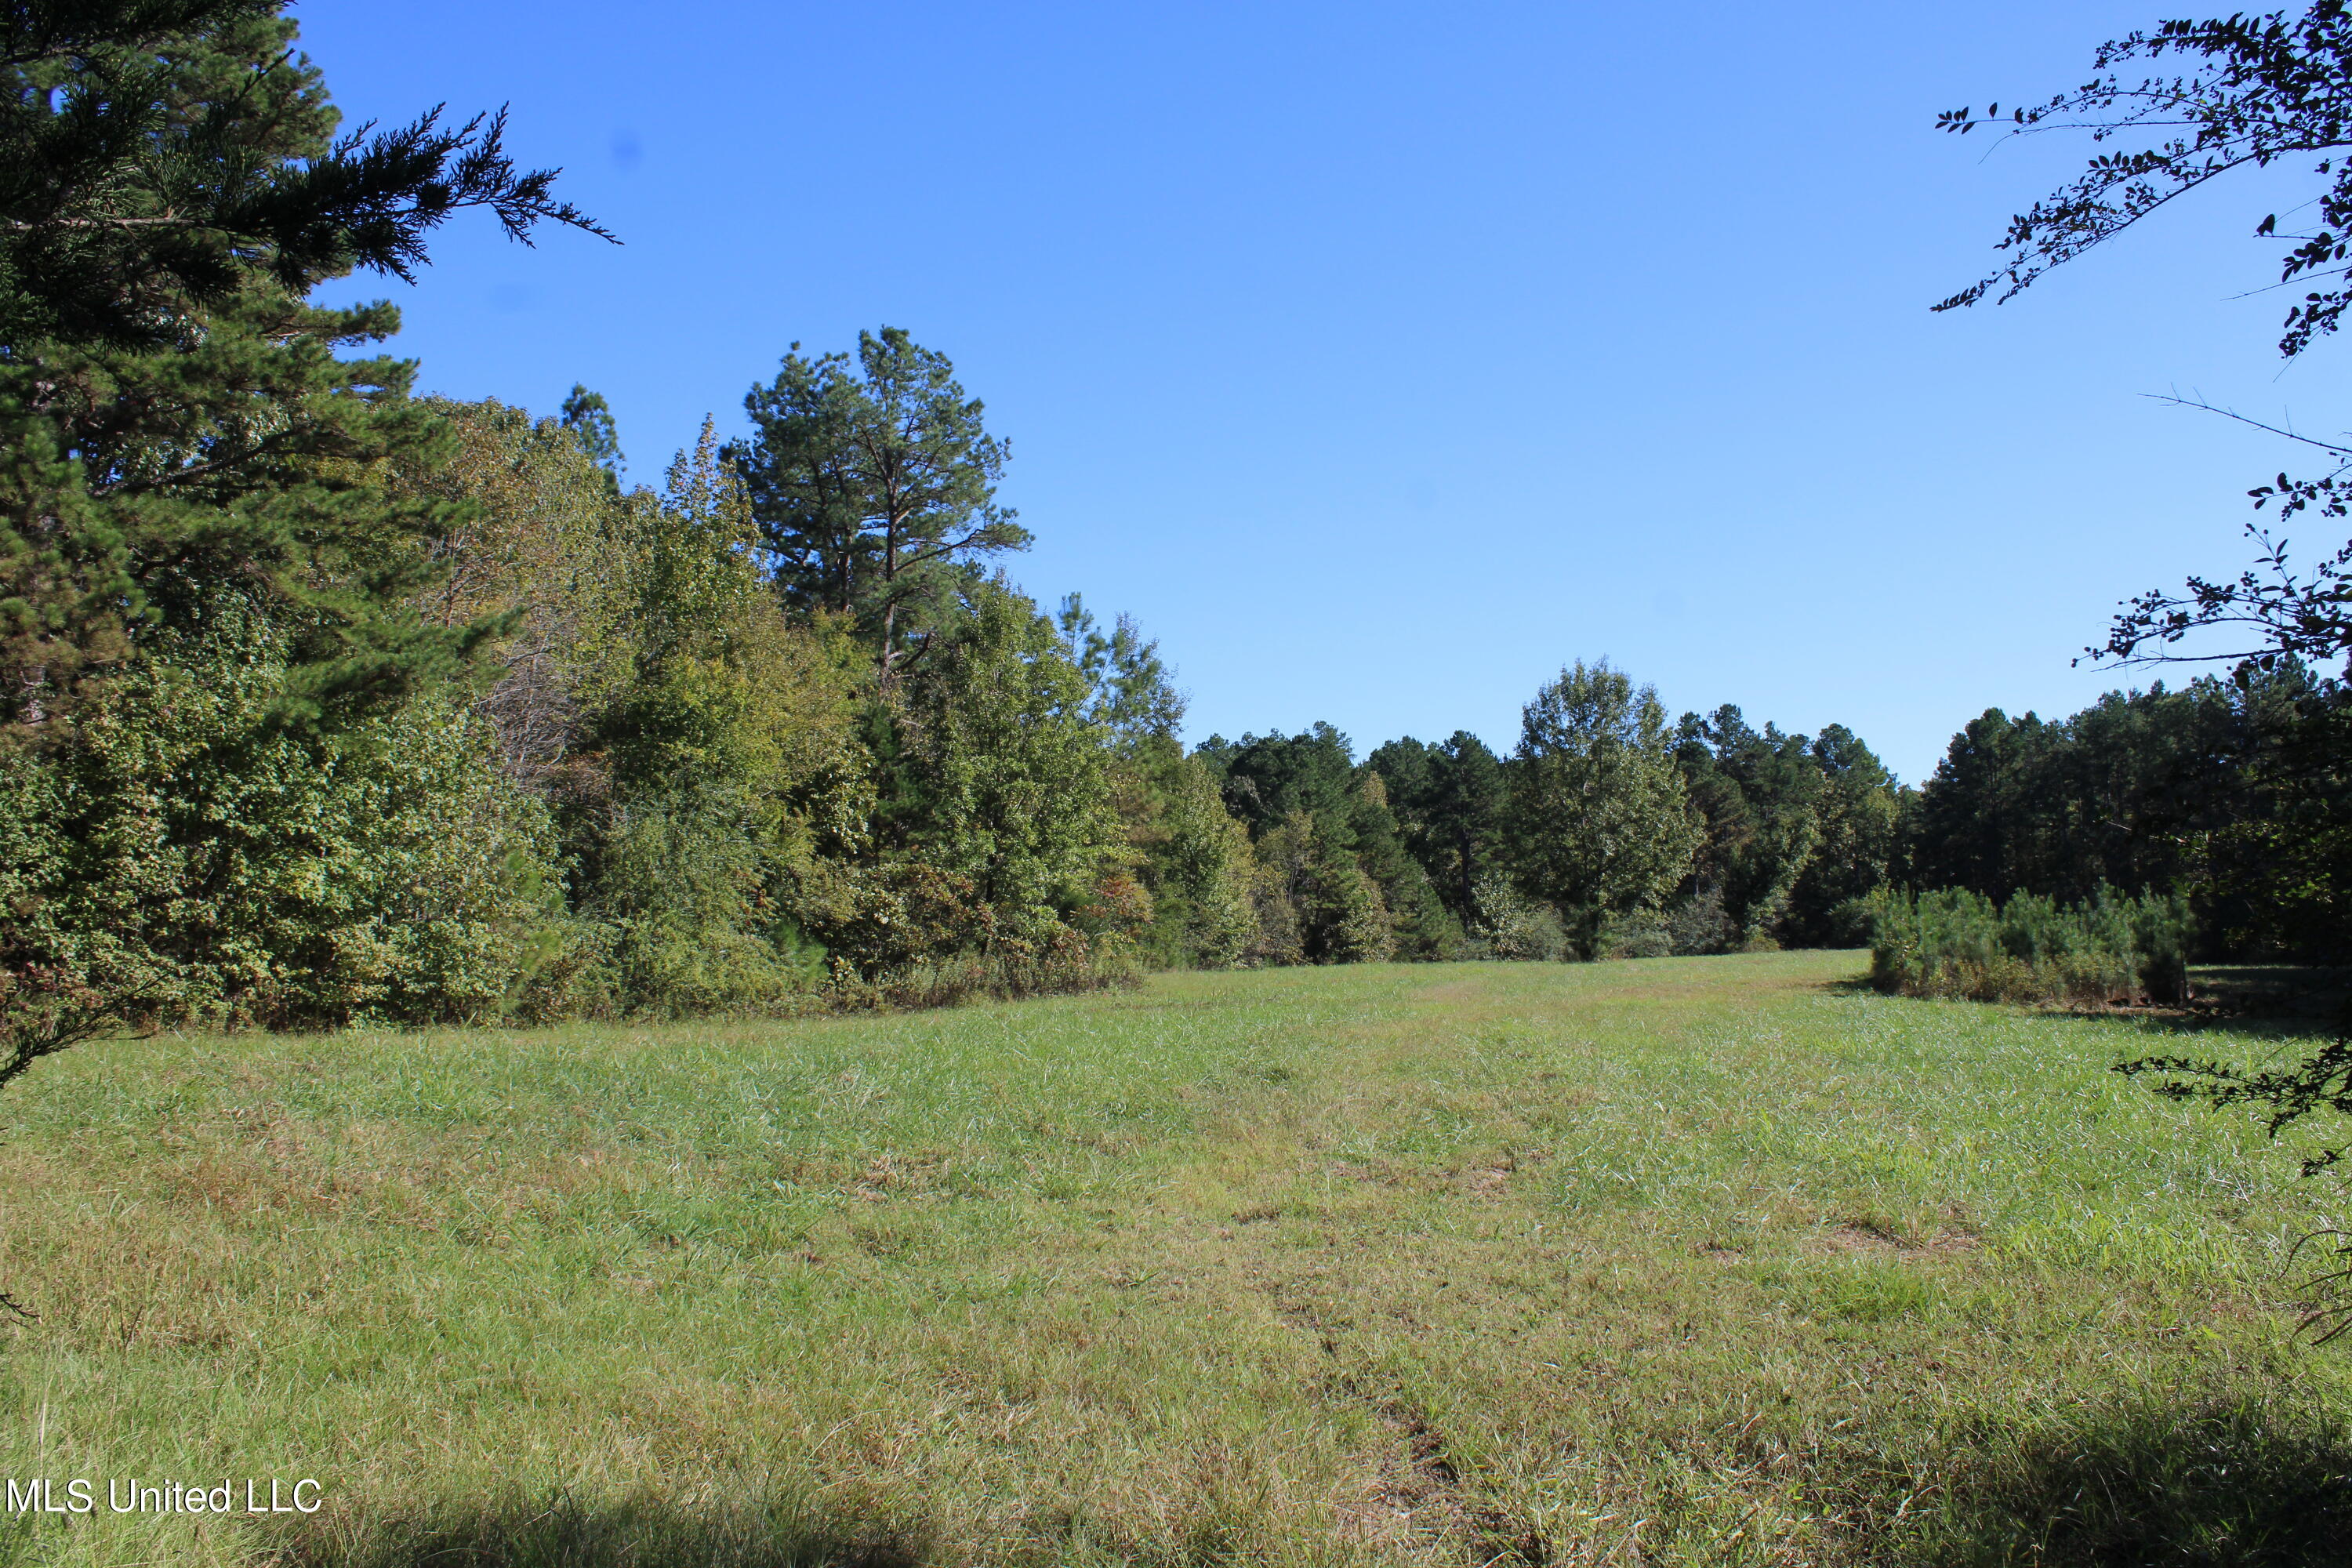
[2,1,2346,1076]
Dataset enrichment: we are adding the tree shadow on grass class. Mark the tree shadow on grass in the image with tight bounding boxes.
[1821,965,2349,1046]
[267,1492,932,1568]
[1889,1396,2352,1567]
[266,1486,1272,1568]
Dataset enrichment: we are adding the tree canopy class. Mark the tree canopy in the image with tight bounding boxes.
[728,328,1029,684]
[0,0,612,748]
[1507,661,1702,956]
[1942,1,2352,674]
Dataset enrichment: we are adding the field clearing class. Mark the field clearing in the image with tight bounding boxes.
[3,952,2351,1566]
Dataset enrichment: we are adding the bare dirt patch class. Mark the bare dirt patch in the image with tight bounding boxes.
[1816,1218,1981,1255]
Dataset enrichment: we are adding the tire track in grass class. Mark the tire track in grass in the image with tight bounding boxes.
[1268,1285,1544,1566]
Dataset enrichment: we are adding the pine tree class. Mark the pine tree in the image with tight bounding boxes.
[0,0,602,1079]
[0,0,606,742]
[729,328,1029,684]
[1368,731,1507,926]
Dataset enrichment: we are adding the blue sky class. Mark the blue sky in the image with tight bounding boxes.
[299,0,2344,782]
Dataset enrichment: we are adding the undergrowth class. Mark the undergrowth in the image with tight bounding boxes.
[1866,886,2192,1007]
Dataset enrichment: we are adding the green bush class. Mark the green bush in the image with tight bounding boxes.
[1864,885,2193,1005]
[1,601,561,1051]
[1466,873,1569,961]
[1597,909,1674,959]
[1664,886,1736,955]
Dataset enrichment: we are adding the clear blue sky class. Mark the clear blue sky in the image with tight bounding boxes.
[299,0,2345,783]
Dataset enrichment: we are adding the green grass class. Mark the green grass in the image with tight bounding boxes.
[5,953,2352,1566]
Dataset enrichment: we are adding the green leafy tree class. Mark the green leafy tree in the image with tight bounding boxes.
[1901,679,2280,924]
[3,286,462,738]
[0,0,601,1078]
[1202,722,1359,837]
[1507,660,1701,957]
[1058,593,1185,742]
[1248,810,1393,965]
[1672,706,1826,947]
[1906,709,2064,901]
[559,384,624,486]
[728,328,1029,684]
[1133,753,1258,967]
[2195,672,2352,957]
[1196,721,1454,962]
[0,593,559,1085]
[1782,724,1902,946]
[392,396,635,782]
[0,0,608,352]
[1054,593,1254,967]
[1367,731,1508,927]
[1345,770,1458,959]
[568,423,866,1015]
[1465,872,1568,960]
[861,579,1120,962]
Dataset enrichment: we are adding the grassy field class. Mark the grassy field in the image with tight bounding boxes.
[3,951,2351,1566]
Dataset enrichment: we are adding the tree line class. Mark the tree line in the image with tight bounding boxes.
[0,2,1924,1077]
[1196,684,1901,967]
[5,0,2347,1091]
[1195,659,2350,975]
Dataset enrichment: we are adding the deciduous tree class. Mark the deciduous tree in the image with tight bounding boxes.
[1506,660,1700,957]
[1940,2,2352,674]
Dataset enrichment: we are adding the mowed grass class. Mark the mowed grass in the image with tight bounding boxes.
[5,952,2352,1566]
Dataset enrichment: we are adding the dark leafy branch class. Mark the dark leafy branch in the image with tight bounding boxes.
[0,0,254,70]
[2120,1032,2352,1343]
[2090,397,2352,671]
[2287,1229,2352,1341]
[242,103,615,289]
[2120,1040,2352,1174]
[2100,522,2352,670]
[1938,0,2352,358]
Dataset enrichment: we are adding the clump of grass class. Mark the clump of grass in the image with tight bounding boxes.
[1866,887,2192,1007]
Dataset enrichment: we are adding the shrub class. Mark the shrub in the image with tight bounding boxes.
[1,600,563,1054]
[1595,888,1741,959]
[585,782,828,1016]
[848,927,1142,1010]
[1466,873,1568,961]
[1864,885,2193,1006]
[1596,908,1673,959]
[1822,895,1882,949]
[1664,885,1737,955]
